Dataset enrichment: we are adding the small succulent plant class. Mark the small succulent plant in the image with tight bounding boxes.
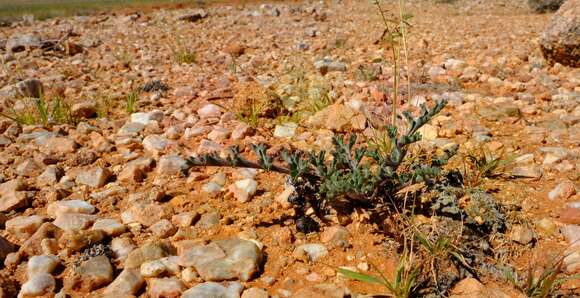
[188,100,456,233]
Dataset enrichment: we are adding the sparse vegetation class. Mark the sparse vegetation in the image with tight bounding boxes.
[125,90,139,114]
[0,96,76,126]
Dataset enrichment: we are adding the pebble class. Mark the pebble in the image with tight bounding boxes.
[75,167,110,188]
[47,200,95,217]
[6,215,44,240]
[293,244,328,262]
[111,237,135,262]
[242,288,269,298]
[198,104,222,118]
[27,255,59,276]
[229,179,258,202]
[150,219,177,238]
[91,219,126,236]
[19,273,55,297]
[274,123,297,138]
[103,269,144,296]
[548,180,576,200]
[70,255,113,291]
[182,281,243,298]
[147,277,186,298]
[157,155,188,176]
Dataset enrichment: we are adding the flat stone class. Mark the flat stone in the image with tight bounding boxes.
[103,269,144,296]
[147,278,186,298]
[196,211,221,230]
[320,226,350,248]
[47,200,95,218]
[307,104,354,131]
[75,167,110,188]
[143,135,170,154]
[91,219,126,236]
[53,213,96,232]
[70,255,113,291]
[172,212,199,228]
[60,230,106,252]
[274,123,297,138]
[561,225,580,245]
[198,104,222,118]
[180,238,262,282]
[16,159,42,177]
[118,122,145,136]
[511,165,542,178]
[182,281,243,298]
[6,215,44,240]
[510,225,535,245]
[121,203,172,227]
[20,223,63,257]
[43,137,77,155]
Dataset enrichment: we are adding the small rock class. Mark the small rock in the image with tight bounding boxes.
[320,226,350,248]
[293,244,328,262]
[314,58,347,74]
[6,33,41,53]
[528,0,564,12]
[140,260,167,277]
[75,167,110,188]
[450,277,514,298]
[182,281,243,298]
[43,137,77,155]
[307,104,354,131]
[274,123,297,138]
[172,212,199,228]
[91,219,126,236]
[125,242,169,269]
[511,165,542,178]
[19,273,55,297]
[157,155,188,176]
[143,135,170,155]
[47,200,95,217]
[196,211,221,229]
[70,255,113,291]
[510,225,535,245]
[6,215,44,240]
[558,207,580,224]
[121,203,172,227]
[539,0,580,67]
[36,166,63,186]
[16,159,42,177]
[198,104,222,119]
[71,101,97,118]
[111,237,135,262]
[103,269,144,296]
[229,179,258,203]
[0,178,28,212]
[20,223,63,257]
[53,213,96,232]
[150,219,177,238]
[179,9,208,22]
[548,180,576,200]
[148,278,186,298]
[27,255,60,276]
[242,288,269,298]
[60,230,106,252]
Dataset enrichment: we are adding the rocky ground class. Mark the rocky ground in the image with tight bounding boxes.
[0,0,579,297]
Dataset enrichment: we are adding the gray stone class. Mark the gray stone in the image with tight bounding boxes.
[510,225,535,245]
[118,122,145,136]
[182,281,243,298]
[314,58,347,74]
[143,135,170,154]
[198,104,222,118]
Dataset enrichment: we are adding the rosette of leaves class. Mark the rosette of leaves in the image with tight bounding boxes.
[187,100,452,232]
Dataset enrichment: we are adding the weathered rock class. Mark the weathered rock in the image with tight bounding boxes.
[528,0,564,13]
[19,273,55,297]
[229,179,258,203]
[307,104,355,131]
[43,137,77,155]
[147,277,186,298]
[125,242,169,269]
[180,238,262,282]
[53,213,96,232]
[36,166,63,186]
[157,155,188,176]
[511,165,542,178]
[75,167,110,188]
[242,288,269,298]
[143,135,171,155]
[274,123,297,138]
[70,255,113,291]
[27,255,59,276]
[539,0,580,67]
[6,215,44,240]
[20,223,63,257]
[179,9,208,22]
[59,230,106,252]
[0,178,28,212]
[182,281,243,298]
[91,219,126,236]
[47,200,95,218]
[293,244,328,262]
[321,226,350,248]
[548,180,576,200]
[111,237,135,262]
[558,207,580,224]
[314,58,347,74]
[198,104,222,118]
[121,203,172,227]
[196,211,221,229]
[16,159,42,177]
[150,219,177,238]
[103,269,144,296]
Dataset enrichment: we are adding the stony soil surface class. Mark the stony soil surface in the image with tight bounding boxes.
[0,0,578,297]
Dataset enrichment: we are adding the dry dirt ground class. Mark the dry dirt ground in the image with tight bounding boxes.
[0,0,578,297]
